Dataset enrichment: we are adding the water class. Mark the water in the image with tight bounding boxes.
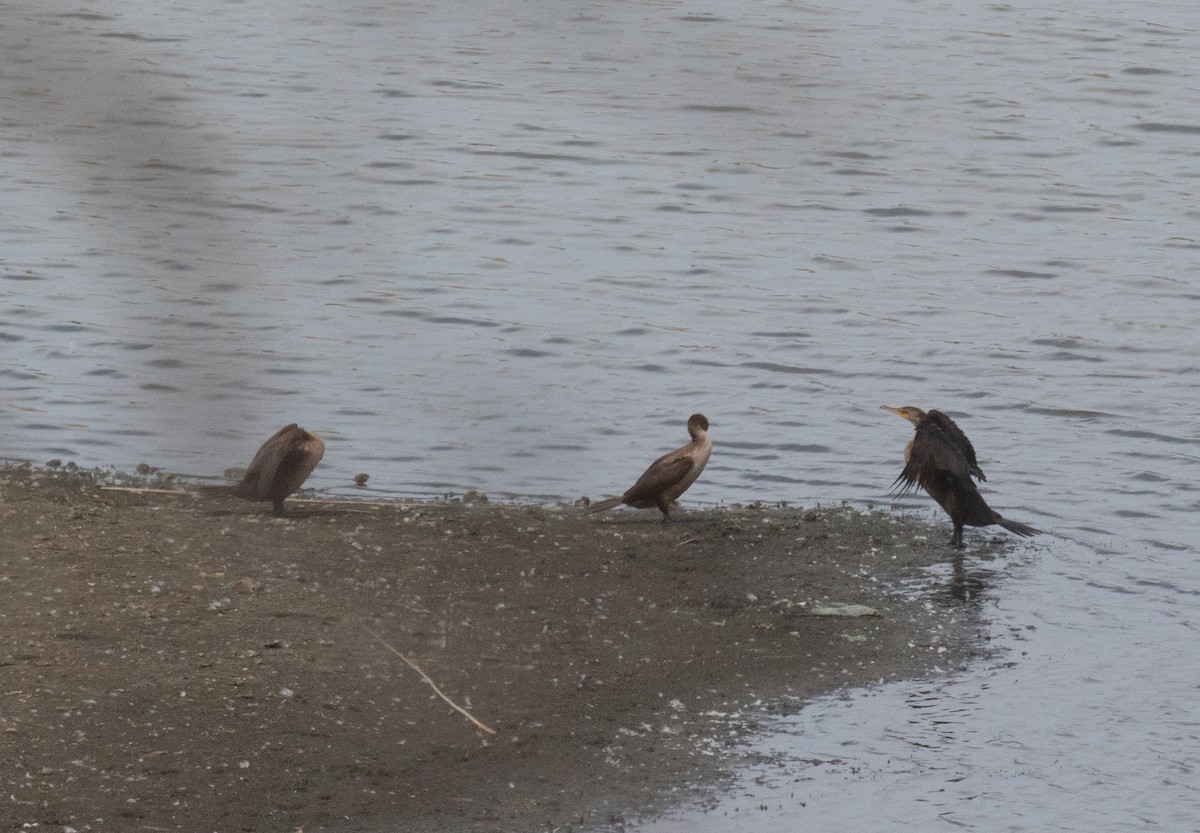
[2,0,1199,829]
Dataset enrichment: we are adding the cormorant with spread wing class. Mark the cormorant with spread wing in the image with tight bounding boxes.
[880,405,1040,547]
[587,413,712,524]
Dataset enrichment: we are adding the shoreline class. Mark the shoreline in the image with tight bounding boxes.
[2,465,990,832]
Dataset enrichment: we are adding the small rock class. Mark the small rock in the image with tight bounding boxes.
[810,603,880,618]
[231,578,262,594]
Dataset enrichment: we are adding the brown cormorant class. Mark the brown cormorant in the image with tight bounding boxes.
[587,413,712,524]
[881,405,1040,547]
[230,423,325,515]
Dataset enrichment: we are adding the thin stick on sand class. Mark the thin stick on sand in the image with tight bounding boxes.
[99,486,192,495]
[99,488,435,512]
[359,621,497,736]
[287,497,407,508]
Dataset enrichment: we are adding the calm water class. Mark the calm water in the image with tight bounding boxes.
[3,0,1199,829]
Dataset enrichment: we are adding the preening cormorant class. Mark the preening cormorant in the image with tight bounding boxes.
[231,423,325,515]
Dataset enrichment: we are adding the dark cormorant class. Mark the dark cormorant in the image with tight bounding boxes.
[881,405,1040,547]
[587,413,712,524]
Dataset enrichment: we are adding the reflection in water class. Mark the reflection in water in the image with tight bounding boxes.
[946,553,990,607]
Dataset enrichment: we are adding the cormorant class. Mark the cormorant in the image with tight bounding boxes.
[229,423,325,515]
[880,405,1040,547]
[587,413,712,524]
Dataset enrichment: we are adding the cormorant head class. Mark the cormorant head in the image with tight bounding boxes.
[880,405,928,425]
[687,413,710,436]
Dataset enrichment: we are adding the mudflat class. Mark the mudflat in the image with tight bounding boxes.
[1,466,986,832]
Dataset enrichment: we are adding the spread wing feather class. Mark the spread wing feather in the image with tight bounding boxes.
[892,419,974,496]
[927,409,986,482]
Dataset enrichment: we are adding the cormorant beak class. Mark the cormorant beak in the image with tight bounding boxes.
[880,405,917,424]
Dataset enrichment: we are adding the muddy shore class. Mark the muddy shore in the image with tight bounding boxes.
[1,466,992,832]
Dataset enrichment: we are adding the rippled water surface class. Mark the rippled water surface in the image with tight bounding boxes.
[3,0,1199,829]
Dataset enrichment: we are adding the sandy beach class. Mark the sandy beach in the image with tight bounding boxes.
[1,466,986,832]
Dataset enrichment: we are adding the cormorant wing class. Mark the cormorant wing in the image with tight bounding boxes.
[893,419,975,496]
[243,424,302,499]
[927,410,986,482]
[622,455,693,504]
[276,439,323,493]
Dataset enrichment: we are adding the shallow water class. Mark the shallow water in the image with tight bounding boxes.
[3,0,1199,829]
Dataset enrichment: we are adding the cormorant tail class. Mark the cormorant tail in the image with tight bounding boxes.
[997,517,1041,538]
[586,497,624,514]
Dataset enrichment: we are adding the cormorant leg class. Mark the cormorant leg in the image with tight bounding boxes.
[951,525,964,548]
[658,500,672,525]
[272,499,286,516]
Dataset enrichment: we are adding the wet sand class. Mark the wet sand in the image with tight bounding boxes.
[1,466,987,832]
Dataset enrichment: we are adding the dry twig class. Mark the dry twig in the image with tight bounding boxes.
[291,496,432,509]
[359,621,497,735]
[99,486,191,496]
